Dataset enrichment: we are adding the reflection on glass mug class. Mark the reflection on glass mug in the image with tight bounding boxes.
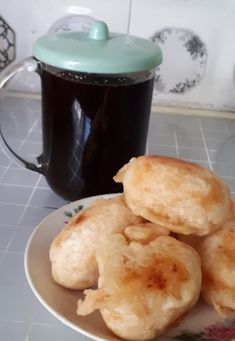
[0,21,162,201]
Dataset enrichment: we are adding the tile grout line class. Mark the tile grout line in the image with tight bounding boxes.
[0,116,41,184]
[0,162,13,182]
[24,322,60,341]
[198,117,213,170]
[0,202,59,211]
[0,318,26,324]
[0,147,17,183]
[0,116,43,253]
[0,230,14,263]
[150,142,217,152]
[17,117,41,152]
[2,174,42,254]
[0,182,48,189]
[149,128,229,138]
[0,252,5,266]
[0,319,59,329]
[1,182,35,189]
[1,250,24,255]
[25,322,33,341]
[173,129,179,158]
[18,175,43,224]
[0,189,40,250]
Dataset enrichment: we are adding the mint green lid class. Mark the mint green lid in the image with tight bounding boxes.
[33,21,162,74]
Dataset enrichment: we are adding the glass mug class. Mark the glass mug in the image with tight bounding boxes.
[0,21,162,201]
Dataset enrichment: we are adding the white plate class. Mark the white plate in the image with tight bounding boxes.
[25,194,235,341]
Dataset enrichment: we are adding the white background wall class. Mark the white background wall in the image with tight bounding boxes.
[1,0,235,112]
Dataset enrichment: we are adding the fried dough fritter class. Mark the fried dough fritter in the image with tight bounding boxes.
[226,197,235,222]
[114,155,232,236]
[198,224,235,318]
[49,195,144,289]
[123,222,170,244]
[77,234,201,341]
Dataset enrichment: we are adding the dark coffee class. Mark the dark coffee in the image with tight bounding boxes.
[40,67,154,200]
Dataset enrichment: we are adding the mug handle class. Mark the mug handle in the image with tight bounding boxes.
[0,57,44,174]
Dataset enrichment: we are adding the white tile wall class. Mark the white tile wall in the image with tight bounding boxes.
[130,0,235,111]
[1,0,235,109]
[1,0,130,61]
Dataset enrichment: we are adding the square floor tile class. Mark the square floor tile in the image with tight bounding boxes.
[8,228,33,253]
[0,204,24,226]
[193,160,211,169]
[224,118,235,133]
[0,321,28,341]
[149,113,176,136]
[0,282,36,321]
[148,133,175,146]
[205,137,227,150]
[173,115,200,129]
[37,176,49,188]
[200,116,227,131]
[208,136,235,163]
[0,152,11,167]
[32,303,62,326]
[28,324,90,341]
[177,135,205,149]
[2,168,40,187]
[0,184,32,205]
[202,128,229,139]
[29,189,67,209]
[178,147,208,161]
[27,131,42,143]
[212,162,235,178]
[0,166,8,179]
[19,141,42,157]
[175,126,202,138]
[0,226,15,251]
[222,177,235,193]
[150,113,174,126]
[5,139,23,152]
[0,253,27,286]
[20,206,55,228]
[148,144,177,157]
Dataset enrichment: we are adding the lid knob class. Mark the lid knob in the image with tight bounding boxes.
[34,20,162,73]
[89,21,109,41]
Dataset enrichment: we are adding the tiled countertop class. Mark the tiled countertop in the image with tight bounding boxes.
[1,96,235,340]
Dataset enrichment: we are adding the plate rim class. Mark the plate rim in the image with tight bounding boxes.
[24,193,118,341]
[24,192,234,341]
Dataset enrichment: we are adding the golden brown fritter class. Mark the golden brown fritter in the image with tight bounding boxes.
[114,155,232,236]
[198,224,235,318]
[123,222,170,244]
[77,234,201,341]
[49,195,144,289]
